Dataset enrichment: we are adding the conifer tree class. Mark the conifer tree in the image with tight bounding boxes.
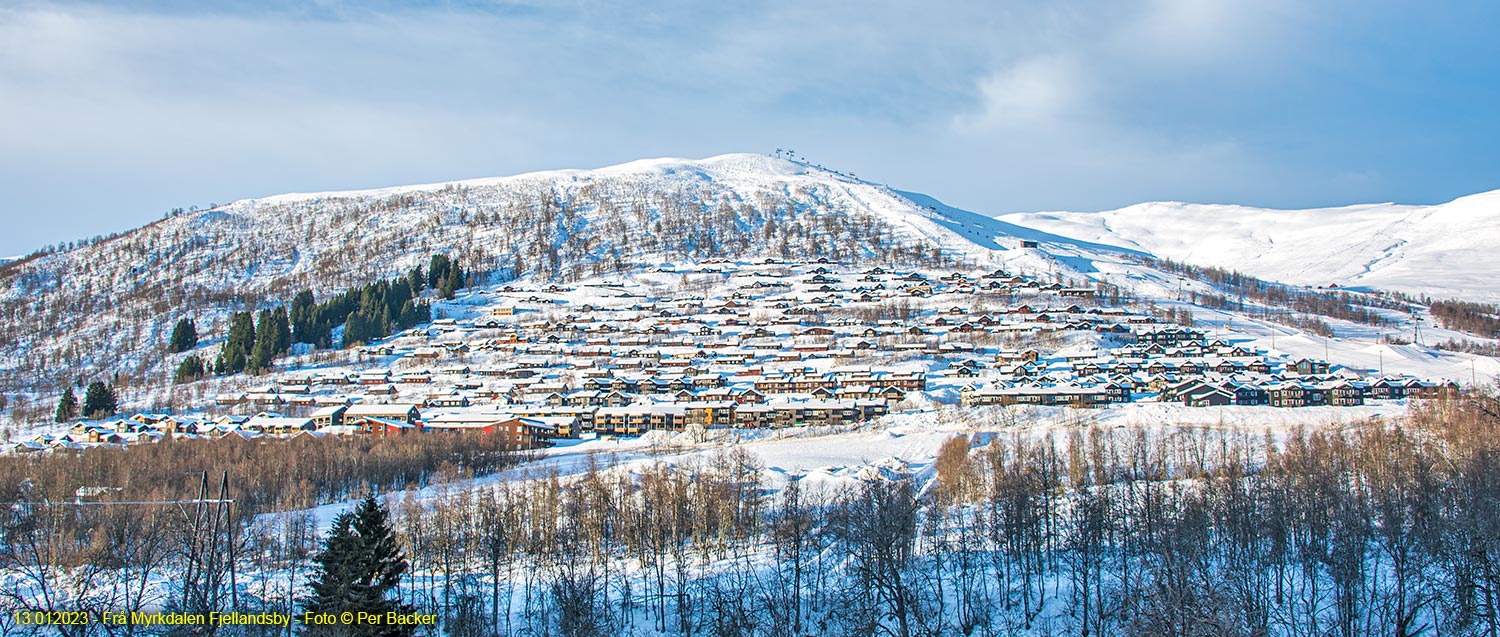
[407,265,424,295]
[343,311,366,348]
[168,318,198,353]
[272,306,291,354]
[216,311,255,374]
[174,355,206,384]
[82,381,117,419]
[304,495,417,636]
[54,387,77,423]
[249,309,278,374]
[439,260,464,299]
[291,289,316,343]
[427,254,450,290]
[397,300,420,329]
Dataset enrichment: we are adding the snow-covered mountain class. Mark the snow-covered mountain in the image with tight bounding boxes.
[0,154,1024,398]
[995,190,1500,301]
[2,151,1497,410]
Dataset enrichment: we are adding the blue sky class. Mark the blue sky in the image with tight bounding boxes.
[1,0,1497,256]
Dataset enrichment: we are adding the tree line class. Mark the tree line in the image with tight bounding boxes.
[0,429,527,519]
[362,393,1495,637]
[0,430,532,636]
[1143,256,1405,330]
[10,391,1499,636]
[1434,338,1500,357]
[175,392,1495,637]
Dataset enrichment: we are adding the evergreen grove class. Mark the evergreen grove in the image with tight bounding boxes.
[97,255,464,413]
[213,307,288,375]
[289,254,460,350]
[53,382,119,423]
[78,381,117,420]
[201,254,463,378]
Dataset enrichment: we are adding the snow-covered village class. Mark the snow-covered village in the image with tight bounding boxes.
[6,216,1498,636]
[6,2,1500,637]
[20,256,1461,454]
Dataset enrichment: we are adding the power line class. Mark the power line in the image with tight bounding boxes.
[0,499,234,506]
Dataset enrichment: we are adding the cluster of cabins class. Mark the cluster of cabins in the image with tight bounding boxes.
[960,333,1456,408]
[1162,374,1451,408]
[960,343,1452,407]
[12,404,557,453]
[11,258,1458,454]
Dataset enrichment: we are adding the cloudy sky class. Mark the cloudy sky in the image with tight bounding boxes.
[2,0,1497,256]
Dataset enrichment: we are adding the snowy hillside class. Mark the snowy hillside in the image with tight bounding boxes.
[0,154,1008,401]
[995,190,1500,301]
[3,151,1497,421]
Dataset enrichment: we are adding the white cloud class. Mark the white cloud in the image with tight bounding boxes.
[956,54,1084,131]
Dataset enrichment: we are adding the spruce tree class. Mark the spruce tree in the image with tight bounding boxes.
[304,495,416,636]
[397,300,419,330]
[54,387,77,423]
[315,306,336,348]
[407,265,424,295]
[216,311,255,375]
[168,318,198,353]
[359,287,387,336]
[272,306,291,354]
[82,381,117,419]
[291,290,316,343]
[343,311,366,348]
[249,309,277,374]
[427,254,450,290]
[439,260,464,299]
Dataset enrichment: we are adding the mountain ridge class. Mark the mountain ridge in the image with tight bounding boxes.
[248,153,823,205]
[216,153,1500,304]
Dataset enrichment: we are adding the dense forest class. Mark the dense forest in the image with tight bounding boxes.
[4,390,1500,636]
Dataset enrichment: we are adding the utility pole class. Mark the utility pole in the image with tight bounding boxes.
[3,473,240,627]
[182,471,237,618]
